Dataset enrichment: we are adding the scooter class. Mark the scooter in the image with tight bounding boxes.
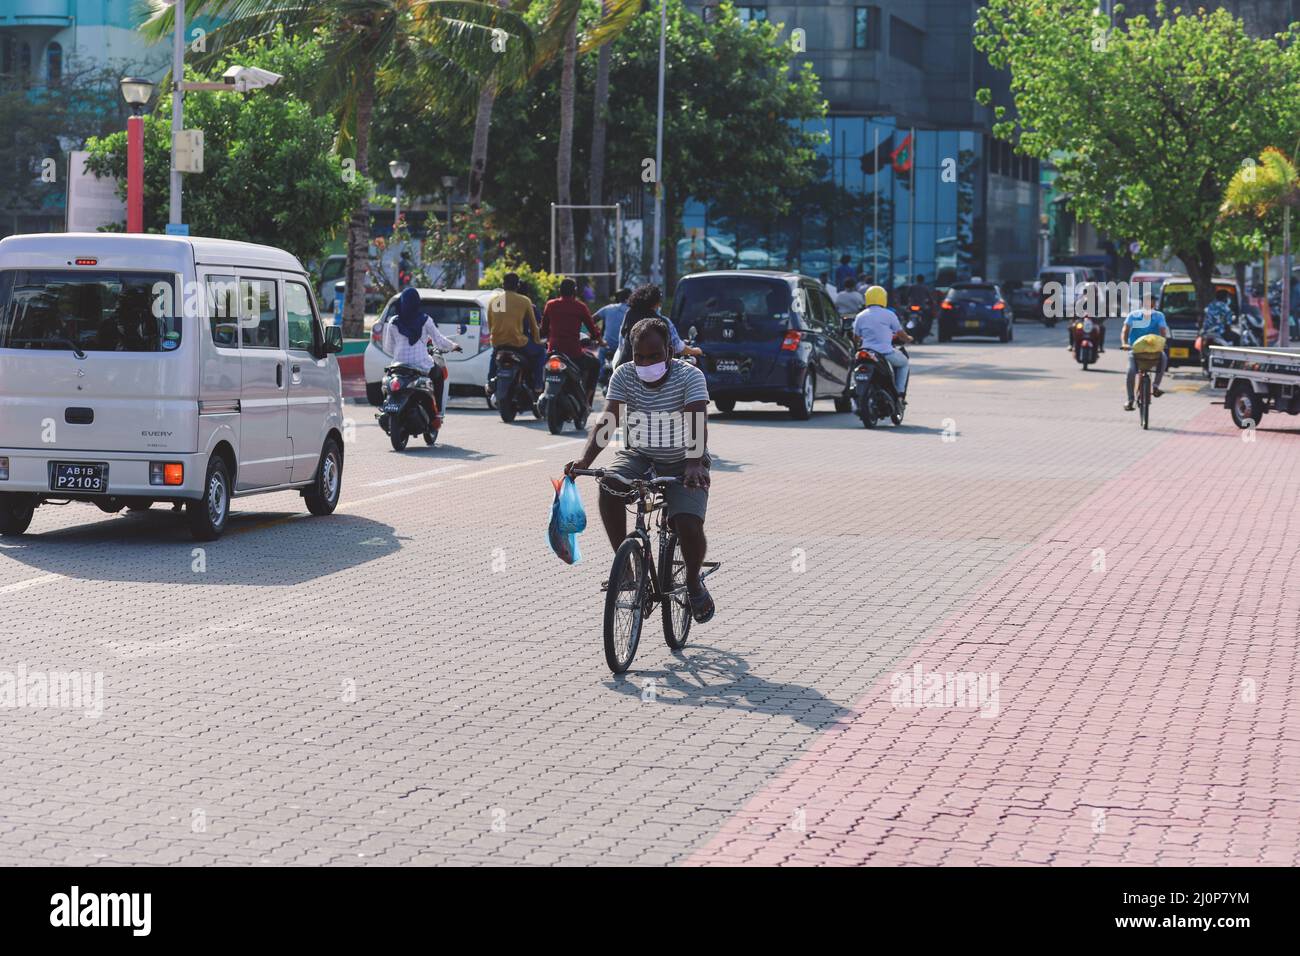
[903,299,933,344]
[489,348,539,423]
[377,348,449,451]
[538,339,598,435]
[853,346,906,428]
[1070,317,1102,370]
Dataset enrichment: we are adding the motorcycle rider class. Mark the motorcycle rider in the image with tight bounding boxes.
[1067,283,1107,352]
[833,276,865,318]
[594,287,632,388]
[613,284,703,369]
[852,285,913,400]
[1120,288,1170,411]
[487,272,543,391]
[1198,288,1234,355]
[383,287,463,415]
[541,278,603,403]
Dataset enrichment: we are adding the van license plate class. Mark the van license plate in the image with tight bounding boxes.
[51,462,107,493]
[1170,347,1189,358]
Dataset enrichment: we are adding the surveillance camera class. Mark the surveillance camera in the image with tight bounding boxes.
[222,65,283,93]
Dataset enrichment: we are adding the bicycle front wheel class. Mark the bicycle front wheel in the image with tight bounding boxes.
[661,532,692,651]
[1138,373,1151,430]
[604,537,647,674]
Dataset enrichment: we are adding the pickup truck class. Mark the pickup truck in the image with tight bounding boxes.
[1208,344,1300,428]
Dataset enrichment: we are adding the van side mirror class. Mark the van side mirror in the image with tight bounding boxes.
[323,325,344,355]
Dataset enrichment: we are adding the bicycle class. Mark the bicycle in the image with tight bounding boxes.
[570,468,719,674]
[1128,347,1163,430]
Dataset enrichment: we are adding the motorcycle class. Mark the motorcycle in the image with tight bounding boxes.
[538,339,598,435]
[903,296,933,344]
[377,348,448,451]
[852,345,907,428]
[1070,316,1102,370]
[489,348,539,423]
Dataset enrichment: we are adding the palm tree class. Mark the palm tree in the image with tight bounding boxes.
[1222,147,1300,347]
[586,0,639,298]
[144,0,535,336]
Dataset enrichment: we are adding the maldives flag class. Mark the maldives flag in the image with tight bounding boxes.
[891,133,914,174]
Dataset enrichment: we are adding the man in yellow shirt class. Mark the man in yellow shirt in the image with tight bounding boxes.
[488,272,543,389]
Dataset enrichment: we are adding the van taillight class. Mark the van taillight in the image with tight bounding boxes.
[75,258,97,266]
[781,330,802,351]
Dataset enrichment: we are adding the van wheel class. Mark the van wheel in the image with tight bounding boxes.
[304,438,343,516]
[789,371,815,421]
[0,496,35,536]
[187,456,231,541]
[715,398,735,414]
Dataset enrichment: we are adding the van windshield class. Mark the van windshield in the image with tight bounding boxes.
[0,270,181,353]
[672,276,793,342]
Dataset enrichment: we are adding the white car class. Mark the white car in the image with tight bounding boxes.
[364,288,497,406]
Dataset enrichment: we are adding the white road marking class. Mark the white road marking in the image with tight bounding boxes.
[365,463,468,487]
[0,573,62,595]
[536,439,585,450]
[340,459,545,510]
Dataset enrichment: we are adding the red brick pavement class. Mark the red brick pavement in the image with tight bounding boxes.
[691,405,1300,865]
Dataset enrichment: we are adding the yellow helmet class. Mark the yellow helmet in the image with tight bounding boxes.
[863,285,888,308]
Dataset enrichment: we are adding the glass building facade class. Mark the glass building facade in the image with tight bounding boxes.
[680,118,987,288]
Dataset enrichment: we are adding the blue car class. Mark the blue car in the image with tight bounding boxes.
[937,282,1014,342]
[671,270,854,420]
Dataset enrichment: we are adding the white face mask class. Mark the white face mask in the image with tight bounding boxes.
[635,361,668,382]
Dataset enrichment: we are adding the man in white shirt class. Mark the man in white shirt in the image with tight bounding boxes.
[852,285,913,396]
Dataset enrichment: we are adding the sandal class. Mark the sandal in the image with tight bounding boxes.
[688,583,715,624]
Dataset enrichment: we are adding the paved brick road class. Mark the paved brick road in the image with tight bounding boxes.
[1,322,1294,865]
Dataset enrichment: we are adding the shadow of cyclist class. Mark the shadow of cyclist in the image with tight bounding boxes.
[606,645,855,730]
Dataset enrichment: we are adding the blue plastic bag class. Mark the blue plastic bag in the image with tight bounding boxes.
[556,475,587,534]
[547,478,582,565]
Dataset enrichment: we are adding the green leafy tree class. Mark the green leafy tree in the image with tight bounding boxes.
[148,0,538,335]
[975,0,1300,309]
[482,0,825,287]
[84,38,366,265]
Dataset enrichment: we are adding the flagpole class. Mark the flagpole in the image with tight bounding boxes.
[908,126,916,281]
[873,126,879,282]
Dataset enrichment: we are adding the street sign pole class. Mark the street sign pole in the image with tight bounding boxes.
[650,0,666,287]
[169,0,184,227]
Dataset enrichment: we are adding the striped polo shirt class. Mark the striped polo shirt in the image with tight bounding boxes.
[606,359,710,463]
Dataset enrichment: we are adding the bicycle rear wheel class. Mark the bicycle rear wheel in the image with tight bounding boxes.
[603,537,647,674]
[1138,373,1151,430]
[660,532,692,650]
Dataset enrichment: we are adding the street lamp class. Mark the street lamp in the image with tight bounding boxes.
[389,160,410,225]
[441,175,455,235]
[119,77,154,234]
[162,0,282,232]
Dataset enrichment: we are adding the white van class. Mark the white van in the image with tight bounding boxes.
[0,233,346,541]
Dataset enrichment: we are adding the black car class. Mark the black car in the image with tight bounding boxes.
[671,270,854,419]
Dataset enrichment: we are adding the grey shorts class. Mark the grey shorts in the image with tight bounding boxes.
[604,450,709,521]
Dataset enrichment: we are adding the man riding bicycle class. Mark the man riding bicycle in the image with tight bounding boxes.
[567,316,715,623]
[1121,289,1170,411]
